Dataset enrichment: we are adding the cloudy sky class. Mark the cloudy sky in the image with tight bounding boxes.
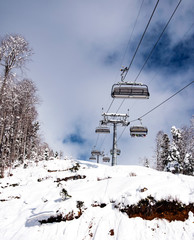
[1,0,194,165]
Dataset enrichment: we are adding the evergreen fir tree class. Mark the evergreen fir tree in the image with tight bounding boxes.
[155,131,164,171]
[154,117,194,176]
[44,148,49,161]
[55,151,59,159]
[160,134,170,169]
[155,131,170,171]
[166,126,185,174]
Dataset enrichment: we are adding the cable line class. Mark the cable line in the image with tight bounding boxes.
[106,98,115,113]
[99,135,107,151]
[116,80,194,143]
[94,133,99,148]
[134,0,182,83]
[116,99,125,113]
[116,0,183,112]
[119,0,145,71]
[107,0,159,113]
[117,125,128,143]
[121,0,160,82]
[130,80,194,123]
[106,0,145,113]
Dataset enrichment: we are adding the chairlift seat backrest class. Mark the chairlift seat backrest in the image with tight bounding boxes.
[89,155,96,161]
[91,150,101,155]
[103,157,110,162]
[111,83,149,99]
[110,149,121,155]
[130,126,148,137]
[95,126,110,134]
[117,149,121,155]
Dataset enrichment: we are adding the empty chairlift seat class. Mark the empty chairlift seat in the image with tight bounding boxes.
[89,155,96,161]
[91,150,101,155]
[130,126,148,137]
[103,156,110,162]
[110,149,121,156]
[95,126,110,134]
[111,82,150,99]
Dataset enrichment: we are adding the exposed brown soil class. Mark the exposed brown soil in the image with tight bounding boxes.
[91,202,107,208]
[54,175,86,182]
[97,177,111,181]
[118,196,194,222]
[0,195,21,201]
[0,199,7,202]
[39,200,85,224]
[47,169,66,172]
[39,210,80,224]
[1,183,19,188]
[47,163,80,173]
[37,176,51,182]
[109,229,114,236]
[39,197,194,225]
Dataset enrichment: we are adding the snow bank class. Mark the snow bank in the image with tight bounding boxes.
[0,159,193,240]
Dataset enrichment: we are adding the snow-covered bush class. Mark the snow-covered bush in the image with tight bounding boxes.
[60,188,72,201]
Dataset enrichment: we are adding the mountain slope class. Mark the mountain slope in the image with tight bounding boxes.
[0,159,194,240]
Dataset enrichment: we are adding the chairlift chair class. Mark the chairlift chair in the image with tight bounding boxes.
[117,149,121,155]
[102,156,110,162]
[110,149,121,156]
[91,150,101,155]
[95,126,110,134]
[111,82,149,99]
[89,155,96,161]
[130,126,148,137]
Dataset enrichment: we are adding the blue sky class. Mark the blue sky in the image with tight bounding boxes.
[1,0,194,165]
[142,30,194,72]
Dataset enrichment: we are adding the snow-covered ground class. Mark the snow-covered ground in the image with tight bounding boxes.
[0,159,194,240]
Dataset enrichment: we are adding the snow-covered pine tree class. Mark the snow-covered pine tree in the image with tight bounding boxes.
[166,126,185,174]
[155,131,164,171]
[154,118,193,176]
[59,151,63,159]
[160,133,170,170]
[181,117,194,175]
[143,157,149,168]
[183,153,193,176]
[55,151,59,159]
[44,148,49,161]
[155,131,170,171]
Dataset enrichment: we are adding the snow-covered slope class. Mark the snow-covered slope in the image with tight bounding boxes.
[0,159,194,240]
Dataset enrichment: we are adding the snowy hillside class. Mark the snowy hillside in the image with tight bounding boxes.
[0,159,194,240]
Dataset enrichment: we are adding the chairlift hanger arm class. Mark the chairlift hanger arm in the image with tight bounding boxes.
[129,80,194,123]
[120,67,129,82]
